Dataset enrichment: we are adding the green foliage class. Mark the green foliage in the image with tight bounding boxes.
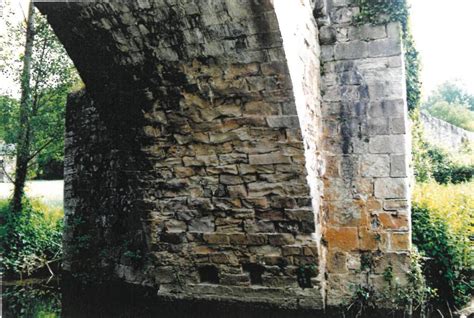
[0,6,80,181]
[412,203,472,306]
[411,110,435,183]
[424,101,474,132]
[348,284,377,317]
[355,0,409,28]
[0,199,63,277]
[0,95,19,144]
[422,81,474,131]
[2,282,61,318]
[348,251,435,317]
[355,0,422,111]
[426,146,474,184]
[296,264,317,288]
[425,81,474,112]
[359,252,375,272]
[383,252,436,314]
[404,31,422,111]
[412,110,474,183]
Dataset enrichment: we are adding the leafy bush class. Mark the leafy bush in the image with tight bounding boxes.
[411,110,434,183]
[423,101,474,131]
[348,250,435,317]
[424,81,474,112]
[412,182,473,306]
[422,81,474,131]
[3,282,61,318]
[411,119,474,184]
[0,199,63,277]
[427,146,474,184]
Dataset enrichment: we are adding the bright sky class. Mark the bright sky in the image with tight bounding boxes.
[409,0,474,99]
[1,0,474,99]
[0,0,29,97]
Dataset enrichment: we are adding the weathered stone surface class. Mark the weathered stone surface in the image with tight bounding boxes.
[360,154,390,177]
[319,0,411,305]
[334,41,368,60]
[374,178,408,199]
[390,154,407,177]
[369,135,407,154]
[249,153,291,165]
[325,227,358,251]
[42,0,411,310]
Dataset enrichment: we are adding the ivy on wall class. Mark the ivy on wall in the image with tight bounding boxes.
[355,0,422,111]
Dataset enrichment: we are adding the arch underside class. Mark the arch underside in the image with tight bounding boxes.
[38,0,411,309]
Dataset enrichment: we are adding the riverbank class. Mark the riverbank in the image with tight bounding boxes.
[0,180,63,207]
[2,275,469,318]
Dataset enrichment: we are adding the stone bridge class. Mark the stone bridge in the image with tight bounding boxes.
[37,0,411,309]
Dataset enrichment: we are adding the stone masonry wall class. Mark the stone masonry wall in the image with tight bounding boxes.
[421,111,474,152]
[48,0,323,309]
[39,0,411,309]
[319,0,411,305]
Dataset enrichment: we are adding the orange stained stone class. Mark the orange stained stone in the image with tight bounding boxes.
[325,227,358,251]
[378,213,409,230]
[390,232,411,251]
[358,227,380,251]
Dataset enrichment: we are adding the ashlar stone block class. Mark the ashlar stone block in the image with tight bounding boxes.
[360,154,390,177]
[334,41,368,60]
[374,178,408,199]
[369,135,406,154]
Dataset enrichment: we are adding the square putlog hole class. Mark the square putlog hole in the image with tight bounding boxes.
[198,265,219,284]
[242,263,265,285]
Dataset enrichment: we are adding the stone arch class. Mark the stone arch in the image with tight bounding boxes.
[37,0,411,309]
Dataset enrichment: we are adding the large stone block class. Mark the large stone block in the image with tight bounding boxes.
[334,41,368,60]
[390,154,407,177]
[368,38,401,57]
[369,135,406,154]
[325,227,359,251]
[374,178,408,199]
[249,152,291,165]
[360,154,390,177]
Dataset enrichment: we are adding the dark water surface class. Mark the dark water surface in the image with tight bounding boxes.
[2,277,325,318]
[1,276,457,318]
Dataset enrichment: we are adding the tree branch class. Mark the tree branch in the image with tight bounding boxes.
[31,30,49,116]
[27,137,55,163]
[0,160,15,184]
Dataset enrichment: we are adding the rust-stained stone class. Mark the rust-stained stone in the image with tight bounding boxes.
[325,227,359,251]
[390,232,411,251]
[378,212,409,230]
[358,227,380,251]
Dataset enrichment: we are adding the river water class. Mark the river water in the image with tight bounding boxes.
[1,276,463,318]
[2,277,324,318]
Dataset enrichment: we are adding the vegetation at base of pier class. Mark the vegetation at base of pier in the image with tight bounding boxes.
[2,281,61,318]
[0,0,75,282]
[412,182,473,307]
[410,119,473,308]
[349,251,435,317]
[0,198,63,278]
[410,118,473,308]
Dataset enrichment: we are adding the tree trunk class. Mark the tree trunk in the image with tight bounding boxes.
[11,1,35,213]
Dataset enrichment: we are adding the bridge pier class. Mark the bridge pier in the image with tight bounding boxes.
[39,0,411,308]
